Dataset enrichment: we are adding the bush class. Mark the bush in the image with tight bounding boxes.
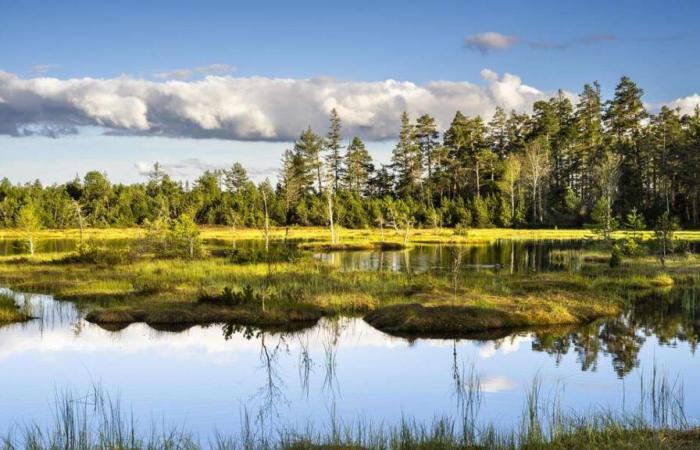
[454,222,470,237]
[131,278,175,295]
[609,248,622,268]
[225,246,302,264]
[614,238,647,258]
[139,214,203,259]
[198,285,260,307]
[62,243,134,265]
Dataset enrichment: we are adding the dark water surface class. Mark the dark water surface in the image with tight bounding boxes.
[0,239,699,439]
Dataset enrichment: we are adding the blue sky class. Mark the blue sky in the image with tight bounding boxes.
[1,0,699,184]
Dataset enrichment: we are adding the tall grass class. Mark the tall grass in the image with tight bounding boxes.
[0,291,31,323]
[1,370,692,450]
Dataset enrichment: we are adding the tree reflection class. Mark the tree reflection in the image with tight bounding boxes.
[529,287,700,377]
[221,323,290,423]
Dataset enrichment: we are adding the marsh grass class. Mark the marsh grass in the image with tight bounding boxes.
[0,291,31,323]
[1,370,694,450]
[0,246,694,333]
[0,233,698,333]
[3,226,700,250]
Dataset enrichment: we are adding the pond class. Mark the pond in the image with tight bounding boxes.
[314,240,589,274]
[0,236,592,274]
[0,283,698,440]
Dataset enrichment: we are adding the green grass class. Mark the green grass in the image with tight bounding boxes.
[3,226,700,246]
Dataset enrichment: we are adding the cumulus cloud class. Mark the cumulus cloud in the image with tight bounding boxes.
[464,32,519,54]
[480,376,518,393]
[0,69,548,141]
[665,94,700,115]
[135,158,218,177]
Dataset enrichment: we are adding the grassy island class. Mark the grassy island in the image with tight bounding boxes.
[0,227,697,335]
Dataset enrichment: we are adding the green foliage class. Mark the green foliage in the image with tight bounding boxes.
[613,238,646,258]
[609,248,622,268]
[472,196,492,227]
[140,214,202,259]
[654,212,679,266]
[626,207,646,237]
[16,202,42,255]
[63,243,134,265]
[198,285,260,307]
[225,245,302,264]
[591,197,618,240]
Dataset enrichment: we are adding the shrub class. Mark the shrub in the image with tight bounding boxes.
[198,285,260,307]
[614,238,646,258]
[139,215,203,259]
[61,243,134,265]
[609,248,622,268]
[131,278,174,295]
[226,246,302,264]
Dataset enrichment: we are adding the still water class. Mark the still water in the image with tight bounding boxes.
[315,240,588,274]
[0,284,698,439]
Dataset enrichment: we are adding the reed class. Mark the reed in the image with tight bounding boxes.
[1,370,694,450]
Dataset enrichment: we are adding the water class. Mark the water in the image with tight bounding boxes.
[315,240,588,274]
[0,284,698,439]
[0,238,131,256]
[2,237,590,274]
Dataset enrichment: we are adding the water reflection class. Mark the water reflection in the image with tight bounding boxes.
[529,287,700,378]
[316,240,588,274]
[0,286,699,437]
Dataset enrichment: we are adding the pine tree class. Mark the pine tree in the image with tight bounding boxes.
[488,106,509,158]
[343,136,374,195]
[604,76,648,212]
[391,112,422,198]
[369,165,394,198]
[325,109,343,192]
[293,127,322,194]
[574,82,603,207]
[414,114,439,180]
[224,162,249,193]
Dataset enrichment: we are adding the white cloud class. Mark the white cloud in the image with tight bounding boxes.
[666,94,700,115]
[464,32,519,54]
[480,375,518,393]
[478,335,530,359]
[0,69,552,141]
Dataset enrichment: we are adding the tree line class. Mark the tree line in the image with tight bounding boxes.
[2,76,699,232]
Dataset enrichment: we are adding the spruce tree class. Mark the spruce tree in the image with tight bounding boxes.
[391,112,422,198]
[343,136,374,195]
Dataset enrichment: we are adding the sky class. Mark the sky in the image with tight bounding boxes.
[1,0,699,184]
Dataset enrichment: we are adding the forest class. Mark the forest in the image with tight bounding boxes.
[2,76,699,232]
